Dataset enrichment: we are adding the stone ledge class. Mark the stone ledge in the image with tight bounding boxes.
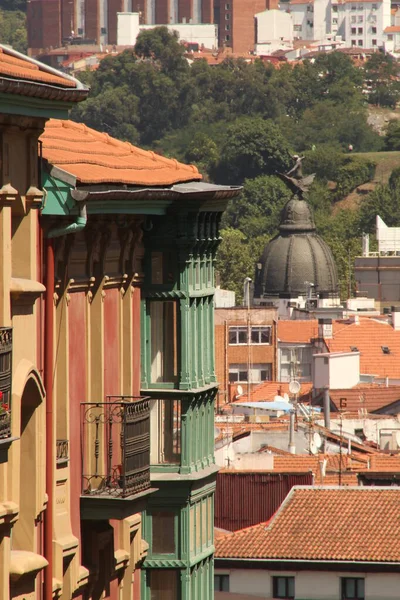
[10,551,48,581]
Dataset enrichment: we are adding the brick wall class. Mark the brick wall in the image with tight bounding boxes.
[155,0,170,24]
[178,0,192,22]
[231,0,268,53]
[85,0,100,42]
[28,0,61,50]
[108,0,124,44]
[61,0,74,40]
[202,0,214,23]
[215,308,277,406]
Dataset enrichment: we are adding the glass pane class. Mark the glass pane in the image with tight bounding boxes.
[344,578,356,599]
[150,301,178,383]
[228,330,237,344]
[251,329,259,343]
[288,577,295,598]
[222,575,229,592]
[357,579,365,599]
[229,371,239,382]
[152,511,175,554]
[150,569,178,600]
[277,577,286,596]
[154,399,181,465]
[238,329,247,344]
[261,328,271,343]
[239,371,248,381]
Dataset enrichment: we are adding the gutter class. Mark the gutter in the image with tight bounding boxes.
[214,558,400,566]
[43,191,88,600]
[0,44,88,90]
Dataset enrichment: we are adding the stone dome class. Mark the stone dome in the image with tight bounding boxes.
[254,196,339,298]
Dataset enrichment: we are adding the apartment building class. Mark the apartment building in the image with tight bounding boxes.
[214,307,277,407]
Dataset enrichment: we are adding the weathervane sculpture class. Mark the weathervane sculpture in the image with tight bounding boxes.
[278,155,316,199]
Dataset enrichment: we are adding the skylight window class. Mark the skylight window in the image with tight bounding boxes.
[382,346,390,354]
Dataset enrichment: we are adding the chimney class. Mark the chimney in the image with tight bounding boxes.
[323,387,331,429]
[318,318,333,339]
[392,306,400,330]
[288,410,296,454]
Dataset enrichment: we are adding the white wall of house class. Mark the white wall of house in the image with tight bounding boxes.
[215,568,400,599]
[342,0,390,49]
[255,9,293,53]
[117,13,218,47]
[313,352,360,390]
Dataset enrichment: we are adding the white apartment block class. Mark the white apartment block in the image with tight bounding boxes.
[276,0,390,49]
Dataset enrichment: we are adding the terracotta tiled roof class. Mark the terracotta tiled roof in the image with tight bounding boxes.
[0,46,77,88]
[241,381,313,403]
[369,454,400,472]
[41,120,201,186]
[328,318,400,379]
[320,385,400,413]
[215,487,400,561]
[277,320,319,343]
[385,26,400,32]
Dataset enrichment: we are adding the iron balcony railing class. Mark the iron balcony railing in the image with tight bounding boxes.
[81,396,150,498]
[0,327,12,439]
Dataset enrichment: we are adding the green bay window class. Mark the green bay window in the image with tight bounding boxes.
[150,399,181,465]
[150,301,179,384]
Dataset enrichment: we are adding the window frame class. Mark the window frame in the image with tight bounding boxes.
[272,576,295,599]
[251,325,272,345]
[341,577,365,600]
[228,326,248,345]
[214,574,230,592]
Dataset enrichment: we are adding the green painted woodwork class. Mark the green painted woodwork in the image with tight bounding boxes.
[140,206,224,600]
[0,93,73,119]
[42,172,75,216]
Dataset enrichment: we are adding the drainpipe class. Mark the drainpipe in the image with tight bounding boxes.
[323,387,330,430]
[288,410,296,454]
[43,196,88,600]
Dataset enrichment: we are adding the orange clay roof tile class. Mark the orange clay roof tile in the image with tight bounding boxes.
[0,47,77,88]
[215,487,400,561]
[277,320,319,343]
[241,381,313,402]
[328,318,400,380]
[327,386,400,413]
[40,120,201,186]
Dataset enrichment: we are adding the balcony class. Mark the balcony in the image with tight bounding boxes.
[81,396,151,507]
[0,327,12,440]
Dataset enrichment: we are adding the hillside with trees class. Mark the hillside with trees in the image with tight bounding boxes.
[70,28,400,302]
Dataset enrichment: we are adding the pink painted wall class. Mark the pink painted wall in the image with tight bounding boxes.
[68,291,87,544]
[104,288,120,398]
[132,288,141,396]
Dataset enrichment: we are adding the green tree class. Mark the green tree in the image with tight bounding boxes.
[213,117,292,185]
[0,9,27,53]
[222,175,291,238]
[0,0,26,11]
[134,26,189,77]
[365,53,400,108]
[384,119,400,150]
[215,229,255,303]
[185,133,219,178]
[71,85,140,144]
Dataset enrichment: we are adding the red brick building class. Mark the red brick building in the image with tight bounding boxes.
[215,307,277,408]
[215,0,279,53]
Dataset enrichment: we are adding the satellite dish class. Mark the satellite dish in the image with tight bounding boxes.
[313,432,322,449]
[237,385,244,397]
[289,380,301,395]
[310,441,318,455]
[283,393,290,403]
[395,431,400,448]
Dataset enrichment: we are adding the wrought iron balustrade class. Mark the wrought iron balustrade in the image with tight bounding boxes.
[81,396,150,498]
[0,327,12,439]
[56,439,69,463]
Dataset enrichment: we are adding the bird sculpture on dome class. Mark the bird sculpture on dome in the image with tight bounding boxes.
[278,155,315,199]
